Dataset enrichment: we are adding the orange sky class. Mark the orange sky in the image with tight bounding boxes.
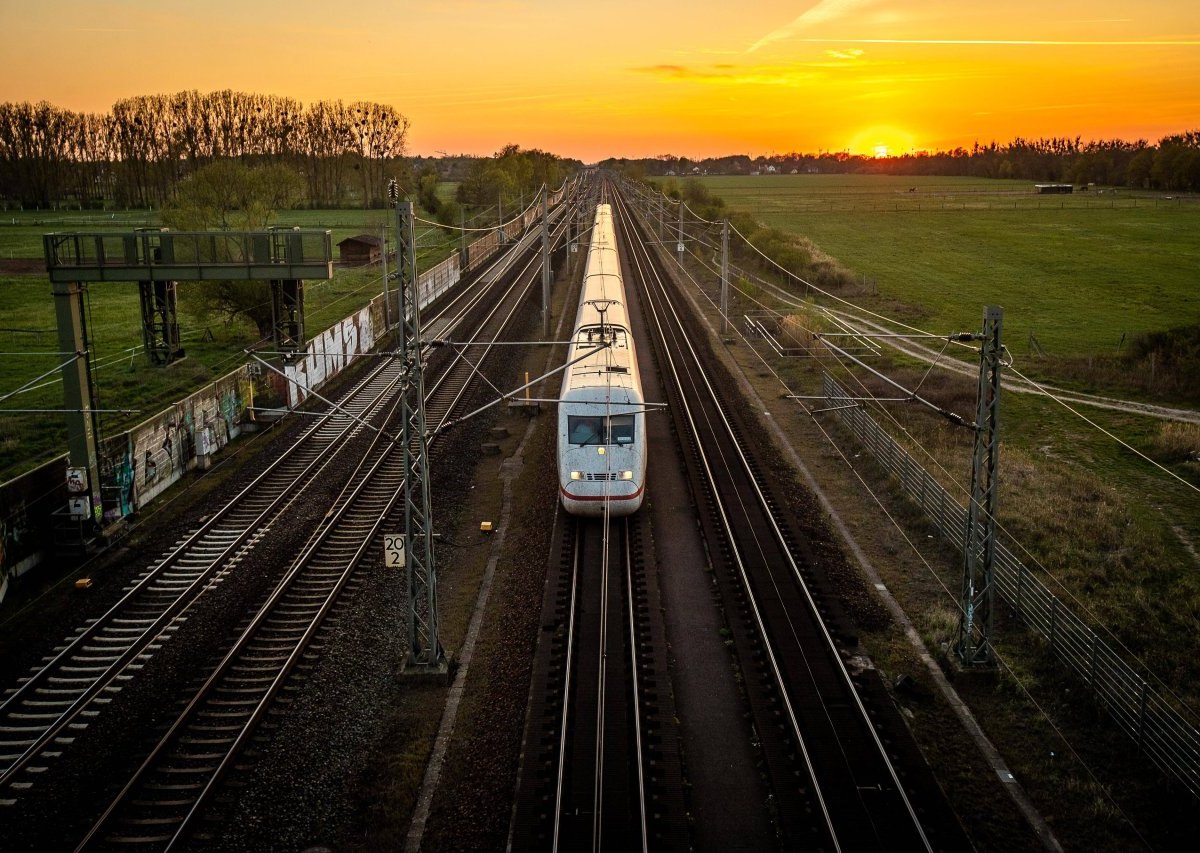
[1,1,1197,161]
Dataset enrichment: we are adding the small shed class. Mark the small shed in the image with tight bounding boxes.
[338,234,383,265]
[1035,183,1073,195]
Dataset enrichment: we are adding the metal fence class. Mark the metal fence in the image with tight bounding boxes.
[822,373,1200,797]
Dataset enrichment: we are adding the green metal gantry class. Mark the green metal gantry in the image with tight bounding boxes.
[41,227,333,528]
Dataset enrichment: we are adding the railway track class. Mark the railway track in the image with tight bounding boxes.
[612,185,966,850]
[0,353,406,799]
[558,516,640,850]
[0,195,575,847]
[425,197,573,441]
[77,397,410,849]
[511,182,686,852]
[511,509,686,853]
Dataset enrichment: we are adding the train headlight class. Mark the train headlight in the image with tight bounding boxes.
[620,470,634,480]
[570,471,582,481]
[597,447,605,455]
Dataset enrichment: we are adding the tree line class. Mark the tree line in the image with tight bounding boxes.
[603,131,1200,192]
[0,90,410,209]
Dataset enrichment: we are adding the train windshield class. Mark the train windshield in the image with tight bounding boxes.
[567,414,636,446]
[609,414,635,445]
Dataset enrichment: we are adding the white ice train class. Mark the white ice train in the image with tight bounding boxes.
[558,203,646,517]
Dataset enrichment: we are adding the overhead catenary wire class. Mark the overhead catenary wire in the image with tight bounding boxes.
[633,175,1200,723]
[0,354,80,403]
[627,185,1155,841]
[657,179,1200,715]
[1007,362,1200,497]
[816,338,1200,720]
[654,177,1198,497]
[412,178,569,235]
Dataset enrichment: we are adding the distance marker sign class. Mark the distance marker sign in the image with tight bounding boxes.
[383,534,405,569]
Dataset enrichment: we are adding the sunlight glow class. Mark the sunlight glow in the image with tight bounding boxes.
[848,126,918,158]
[0,1,1196,159]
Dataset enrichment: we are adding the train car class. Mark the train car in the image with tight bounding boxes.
[558,203,646,516]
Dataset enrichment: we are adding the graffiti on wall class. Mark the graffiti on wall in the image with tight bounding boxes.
[418,254,460,307]
[89,369,252,521]
[283,306,377,408]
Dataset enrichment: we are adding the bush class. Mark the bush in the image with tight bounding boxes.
[1127,325,1200,400]
[1149,422,1200,464]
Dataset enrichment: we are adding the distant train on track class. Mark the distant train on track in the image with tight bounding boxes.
[558,203,646,516]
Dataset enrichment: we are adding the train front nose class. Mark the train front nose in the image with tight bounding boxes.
[560,448,644,516]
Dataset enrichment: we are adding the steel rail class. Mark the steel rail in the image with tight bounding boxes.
[615,190,835,846]
[551,522,583,853]
[0,352,408,790]
[75,389,408,851]
[72,212,567,850]
[623,517,649,853]
[549,517,645,853]
[0,214,553,798]
[614,187,933,850]
[592,512,612,853]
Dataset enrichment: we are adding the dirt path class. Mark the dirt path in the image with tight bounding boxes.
[757,278,1200,425]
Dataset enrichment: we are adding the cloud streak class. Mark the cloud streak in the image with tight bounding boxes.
[784,37,1200,46]
[749,0,881,52]
[633,63,821,87]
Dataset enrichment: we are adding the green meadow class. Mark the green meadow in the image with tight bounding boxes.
[700,173,1200,710]
[699,174,1200,357]
[0,210,458,480]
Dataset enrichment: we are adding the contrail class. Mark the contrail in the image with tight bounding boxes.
[786,37,1200,47]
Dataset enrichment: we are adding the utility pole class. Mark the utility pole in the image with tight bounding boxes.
[956,305,1004,667]
[54,280,102,527]
[676,201,684,265]
[566,194,573,248]
[381,223,390,331]
[541,188,551,338]
[720,218,730,335]
[390,180,443,672]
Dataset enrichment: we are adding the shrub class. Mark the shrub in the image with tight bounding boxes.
[1149,422,1200,464]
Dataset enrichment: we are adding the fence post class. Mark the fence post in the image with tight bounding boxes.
[1139,679,1148,750]
[1089,632,1099,692]
[1015,560,1024,619]
[1050,597,1058,651]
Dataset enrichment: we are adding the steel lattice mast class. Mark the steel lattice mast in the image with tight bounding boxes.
[391,184,443,670]
[956,305,1004,667]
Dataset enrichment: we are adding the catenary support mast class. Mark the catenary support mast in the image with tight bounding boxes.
[391,183,443,671]
[957,305,1004,666]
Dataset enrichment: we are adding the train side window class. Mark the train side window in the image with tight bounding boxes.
[609,414,635,445]
[568,415,604,445]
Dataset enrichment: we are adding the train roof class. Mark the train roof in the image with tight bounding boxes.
[561,203,641,398]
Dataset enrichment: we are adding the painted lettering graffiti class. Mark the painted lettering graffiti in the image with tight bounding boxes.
[283,306,376,408]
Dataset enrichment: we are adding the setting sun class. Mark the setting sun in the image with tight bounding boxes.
[0,1,1197,159]
[847,126,919,159]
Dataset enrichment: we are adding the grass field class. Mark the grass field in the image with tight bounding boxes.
[0,209,460,481]
[690,173,1200,724]
[698,175,1200,357]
